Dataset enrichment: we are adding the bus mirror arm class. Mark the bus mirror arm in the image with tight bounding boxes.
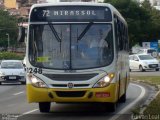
[17,26,25,42]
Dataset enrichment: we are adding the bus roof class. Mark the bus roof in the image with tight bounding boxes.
[30,2,126,24]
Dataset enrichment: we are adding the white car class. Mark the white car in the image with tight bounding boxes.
[0,60,26,85]
[129,54,159,72]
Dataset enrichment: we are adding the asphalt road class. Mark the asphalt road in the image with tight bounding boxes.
[0,82,154,120]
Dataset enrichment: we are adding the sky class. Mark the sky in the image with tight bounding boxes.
[46,0,104,2]
[47,0,58,2]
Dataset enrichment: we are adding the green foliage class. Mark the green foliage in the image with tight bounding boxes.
[131,76,160,85]
[131,76,160,115]
[104,0,160,47]
[144,93,160,115]
[0,52,24,60]
[0,9,18,47]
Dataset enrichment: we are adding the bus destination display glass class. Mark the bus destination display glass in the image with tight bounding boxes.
[30,6,112,22]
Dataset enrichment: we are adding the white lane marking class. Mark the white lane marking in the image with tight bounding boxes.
[18,109,38,118]
[22,109,39,115]
[13,91,24,95]
[109,83,146,120]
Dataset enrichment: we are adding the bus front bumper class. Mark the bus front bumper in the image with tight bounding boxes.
[27,83,118,103]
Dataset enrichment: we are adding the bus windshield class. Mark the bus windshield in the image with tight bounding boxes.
[29,23,113,70]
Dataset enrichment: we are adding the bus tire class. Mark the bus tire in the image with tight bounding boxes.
[108,102,117,112]
[119,74,127,103]
[119,92,126,103]
[104,102,117,112]
[39,102,51,113]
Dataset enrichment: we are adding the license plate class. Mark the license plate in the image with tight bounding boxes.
[151,65,156,67]
[95,92,110,98]
[9,76,16,79]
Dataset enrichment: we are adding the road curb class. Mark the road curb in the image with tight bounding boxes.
[131,79,160,115]
[140,90,160,114]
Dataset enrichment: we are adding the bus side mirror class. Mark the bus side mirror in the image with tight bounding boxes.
[17,27,25,42]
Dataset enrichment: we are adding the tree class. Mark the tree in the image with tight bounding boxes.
[104,0,160,47]
[0,9,18,48]
[141,0,160,41]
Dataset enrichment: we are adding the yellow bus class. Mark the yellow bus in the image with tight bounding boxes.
[18,2,130,112]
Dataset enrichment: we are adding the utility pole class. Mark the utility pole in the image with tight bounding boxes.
[6,33,10,51]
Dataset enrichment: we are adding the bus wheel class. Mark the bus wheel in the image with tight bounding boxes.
[108,102,117,112]
[104,102,117,112]
[39,102,51,113]
[119,92,126,103]
[119,75,127,103]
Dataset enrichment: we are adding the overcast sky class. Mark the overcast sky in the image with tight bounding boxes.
[47,0,58,2]
[46,0,104,2]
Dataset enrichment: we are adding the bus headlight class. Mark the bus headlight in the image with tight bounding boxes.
[28,75,47,88]
[93,73,115,88]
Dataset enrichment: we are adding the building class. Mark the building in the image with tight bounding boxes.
[37,0,47,3]
[19,7,30,18]
[28,0,37,5]
[0,0,4,9]
[7,8,20,15]
[4,0,17,9]
[4,0,28,9]
[136,0,160,10]
[154,5,160,10]
[136,0,160,6]
[0,0,3,4]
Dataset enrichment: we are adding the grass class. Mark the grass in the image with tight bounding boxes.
[144,93,160,115]
[131,76,160,90]
[131,76,160,85]
[131,76,160,117]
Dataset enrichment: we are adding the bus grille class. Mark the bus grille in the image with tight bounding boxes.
[52,84,89,87]
[43,73,98,81]
[56,91,86,97]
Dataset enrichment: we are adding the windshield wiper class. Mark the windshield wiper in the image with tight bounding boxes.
[77,22,93,41]
[48,22,62,52]
[48,22,61,42]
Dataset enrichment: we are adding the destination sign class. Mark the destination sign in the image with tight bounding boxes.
[30,6,112,22]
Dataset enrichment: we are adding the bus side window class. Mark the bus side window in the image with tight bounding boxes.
[114,15,119,54]
[114,15,128,52]
[118,21,123,51]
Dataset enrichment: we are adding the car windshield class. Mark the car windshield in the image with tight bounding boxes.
[29,23,114,70]
[138,55,154,60]
[1,62,23,69]
[147,49,156,53]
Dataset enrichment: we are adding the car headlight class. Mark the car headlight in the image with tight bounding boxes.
[0,71,5,76]
[28,74,47,88]
[93,73,115,88]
